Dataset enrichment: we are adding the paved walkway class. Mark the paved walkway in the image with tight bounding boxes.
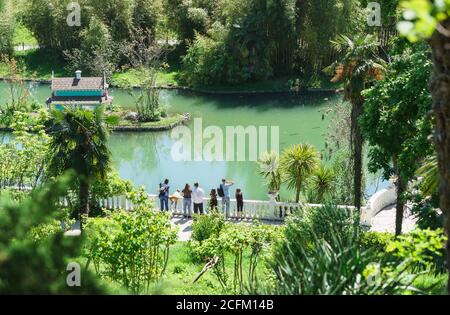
[171,216,193,242]
[370,204,417,233]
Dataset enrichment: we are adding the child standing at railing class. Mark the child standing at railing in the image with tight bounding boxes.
[209,189,218,211]
[236,189,244,220]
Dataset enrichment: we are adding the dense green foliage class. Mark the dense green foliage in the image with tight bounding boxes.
[190,213,282,293]
[386,228,447,273]
[360,42,433,234]
[268,204,444,294]
[0,174,106,294]
[84,188,177,293]
[22,0,162,52]
[0,0,14,56]
[361,43,433,184]
[0,112,49,189]
[397,0,450,293]
[178,0,363,86]
[15,0,401,87]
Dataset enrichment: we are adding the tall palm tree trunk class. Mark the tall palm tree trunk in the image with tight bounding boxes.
[429,19,450,294]
[351,100,364,211]
[393,159,405,236]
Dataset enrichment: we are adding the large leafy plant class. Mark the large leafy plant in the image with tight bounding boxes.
[386,228,447,272]
[190,218,281,294]
[84,188,178,293]
[266,204,419,295]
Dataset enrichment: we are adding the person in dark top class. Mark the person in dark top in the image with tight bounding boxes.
[236,188,244,220]
[182,184,193,218]
[159,179,170,211]
[209,189,218,211]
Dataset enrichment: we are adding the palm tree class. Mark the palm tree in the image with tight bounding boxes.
[47,107,112,225]
[280,144,319,203]
[258,151,282,199]
[309,164,336,203]
[325,34,385,211]
[416,155,438,197]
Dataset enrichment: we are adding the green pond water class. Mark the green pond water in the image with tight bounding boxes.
[0,81,383,200]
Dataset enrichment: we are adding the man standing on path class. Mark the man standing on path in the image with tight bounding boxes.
[192,182,205,215]
[159,179,170,211]
[220,179,234,218]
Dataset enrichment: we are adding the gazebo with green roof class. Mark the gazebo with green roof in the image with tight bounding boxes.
[46,70,113,110]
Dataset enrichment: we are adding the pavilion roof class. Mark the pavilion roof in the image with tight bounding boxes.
[51,77,106,91]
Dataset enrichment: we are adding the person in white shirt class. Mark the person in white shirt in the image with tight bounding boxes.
[192,182,205,215]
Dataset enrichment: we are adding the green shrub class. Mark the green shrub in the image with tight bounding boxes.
[361,231,395,254]
[266,204,418,295]
[191,208,225,244]
[0,173,106,294]
[28,220,63,243]
[89,171,134,217]
[264,204,448,295]
[281,204,359,255]
[0,1,14,56]
[408,189,443,230]
[386,228,447,273]
[268,231,416,295]
[191,222,281,293]
[83,188,178,293]
[180,31,233,86]
[180,22,273,87]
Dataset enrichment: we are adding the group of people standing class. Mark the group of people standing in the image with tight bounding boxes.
[158,179,245,219]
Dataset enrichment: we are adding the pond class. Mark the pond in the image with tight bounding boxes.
[0,81,384,201]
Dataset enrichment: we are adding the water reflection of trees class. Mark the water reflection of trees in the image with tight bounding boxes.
[109,132,166,172]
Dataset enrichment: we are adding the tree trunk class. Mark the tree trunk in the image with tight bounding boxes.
[393,159,405,236]
[79,179,90,230]
[429,18,450,294]
[351,100,364,212]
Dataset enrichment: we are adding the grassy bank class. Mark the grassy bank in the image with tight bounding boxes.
[0,112,189,133]
[111,113,190,132]
[83,241,273,295]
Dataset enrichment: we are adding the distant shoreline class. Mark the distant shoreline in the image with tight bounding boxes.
[0,77,340,96]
